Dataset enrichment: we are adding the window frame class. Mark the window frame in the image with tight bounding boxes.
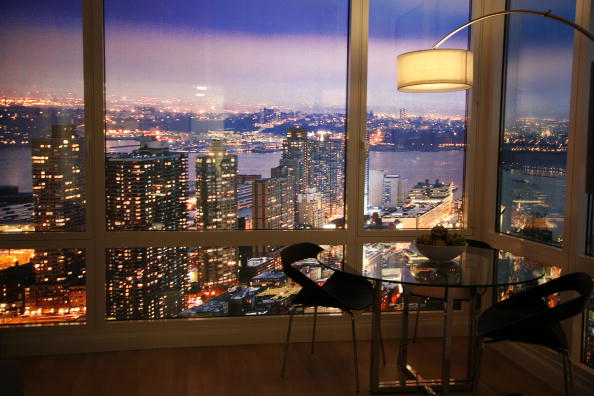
[0,0,593,367]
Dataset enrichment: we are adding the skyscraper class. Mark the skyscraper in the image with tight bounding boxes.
[32,125,85,231]
[368,169,385,207]
[26,248,86,317]
[106,140,188,231]
[195,140,239,287]
[313,134,345,220]
[252,165,295,230]
[296,188,324,228]
[384,174,407,207]
[105,141,189,320]
[106,246,188,320]
[280,126,313,194]
[195,140,238,230]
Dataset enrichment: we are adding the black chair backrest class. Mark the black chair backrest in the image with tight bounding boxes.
[466,239,492,249]
[521,272,593,323]
[280,243,325,289]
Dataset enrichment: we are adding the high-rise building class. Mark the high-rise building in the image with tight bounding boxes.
[384,174,407,206]
[195,140,238,230]
[105,141,189,320]
[368,169,385,207]
[25,248,86,317]
[106,141,188,231]
[296,188,324,228]
[196,246,239,288]
[252,165,295,230]
[106,247,188,320]
[195,141,239,287]
[32,125,85,231]
[280,126,313,194]
[313,134,345,219]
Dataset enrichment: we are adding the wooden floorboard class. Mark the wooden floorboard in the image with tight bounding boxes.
[9,338,562,396]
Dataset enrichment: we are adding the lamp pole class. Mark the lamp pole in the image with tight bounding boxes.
[432,9,594,49]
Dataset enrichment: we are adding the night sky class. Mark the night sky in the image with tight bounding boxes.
[0,0,579,116]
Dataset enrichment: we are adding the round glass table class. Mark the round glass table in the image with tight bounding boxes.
[317,245,545,395]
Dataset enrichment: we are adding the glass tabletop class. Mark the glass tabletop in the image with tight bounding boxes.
[318,246,545,289]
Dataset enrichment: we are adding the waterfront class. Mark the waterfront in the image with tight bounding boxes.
[2,143,466,195]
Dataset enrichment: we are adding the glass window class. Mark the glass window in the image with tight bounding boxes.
[106,245,342,320]
[496,0,576,246]
[0,1,85,233]
[364,0,470,230]
[0,248,86,325]
[104,0,348,231]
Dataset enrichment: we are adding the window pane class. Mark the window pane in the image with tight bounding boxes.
[104,0,348,231]
[0,1,85,233]
[364,0,469,230]
[106,245,342,320]
[496,0,575,246]
[0,248,86,325]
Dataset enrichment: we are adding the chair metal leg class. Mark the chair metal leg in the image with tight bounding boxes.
[311,306,318,354]
[561,350,574,396]
[281,311,294,378]
[350,315,360,393]
[412,300,421,343]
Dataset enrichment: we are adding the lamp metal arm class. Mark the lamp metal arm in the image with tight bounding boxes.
[432,9,594,49]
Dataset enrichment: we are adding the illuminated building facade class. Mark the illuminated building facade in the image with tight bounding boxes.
[106,247,189,320]
[32,125,85,231]
[296,188,324,229]
[280,126,313,194]
[106,141,188,231]
[252,165,295,230]
[195,140,238,230]
[195,141,239,287]
[105,142,189,320]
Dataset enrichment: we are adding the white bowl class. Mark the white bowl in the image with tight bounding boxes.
[415,243,466,262]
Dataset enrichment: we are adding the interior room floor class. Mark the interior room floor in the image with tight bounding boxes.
[16,338,561,396]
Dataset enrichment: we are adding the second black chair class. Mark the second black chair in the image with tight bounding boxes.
[475,272,593,395]
[279,242,380,393]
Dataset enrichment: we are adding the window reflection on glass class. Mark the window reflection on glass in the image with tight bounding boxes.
[363,242,450,312]
[106,245,342,321]
[493,250,561,302]
[0,1,85,233]
[497,0,576,246]
[0,248,86,325]
[104,0,348,231]
[364,0,469,230]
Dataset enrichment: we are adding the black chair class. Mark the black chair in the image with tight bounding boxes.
[410,239,493,343]
[475,272,593,396]
[279,242,382,392]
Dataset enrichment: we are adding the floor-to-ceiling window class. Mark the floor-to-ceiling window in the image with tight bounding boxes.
[496,0,576,247]
[0,0,87,324]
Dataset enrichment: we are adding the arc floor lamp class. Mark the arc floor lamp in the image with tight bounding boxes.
[396,8,594,194]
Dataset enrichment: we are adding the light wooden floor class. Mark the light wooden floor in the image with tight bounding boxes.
[12,338,561,396]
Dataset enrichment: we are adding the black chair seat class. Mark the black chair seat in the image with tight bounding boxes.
[473,272,593,396]
[478,296,567,350]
